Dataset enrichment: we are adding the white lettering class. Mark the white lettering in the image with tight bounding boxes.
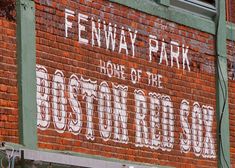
[180,100,191,153]
[68,74,82,135]
[100,60,125,80]
[92,18,101,47]
[149,35,158,62]
[78,13,89,44]
[36,65,50,130]
[146,71,163,88]
[107,61,114,78]
[182,44,191,72]
[81,77,97,140]
[202,106,216,158]
[135,90,149,147]
[52,70,67,133]
[128,28,138,57]
[112,84,129,143]
[149,92,161,150]
[159,39,168,66]
[161,95,174,151]
[170,41,180,69]
[104,22,116,51]
[131,68,142,84]
[192,102,203,156]
[98,82,112,141]
[65,9,74,38]
[119,27,128,55]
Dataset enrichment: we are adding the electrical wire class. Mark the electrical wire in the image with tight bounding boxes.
[216,1,231,167]
[0,150,8,168]
[10,155,17,168]
[0,144,16,168]
[217,57,229,168]
[5,144,14,160]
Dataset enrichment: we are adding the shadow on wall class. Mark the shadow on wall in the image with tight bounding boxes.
[0,0,15,21]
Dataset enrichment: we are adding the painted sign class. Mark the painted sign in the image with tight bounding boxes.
[36,8,216,160]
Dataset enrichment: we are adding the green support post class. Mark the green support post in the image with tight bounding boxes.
[16,0,37,149]
[216,0,231,167]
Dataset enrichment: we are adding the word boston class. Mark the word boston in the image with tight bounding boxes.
[36,65,216,159]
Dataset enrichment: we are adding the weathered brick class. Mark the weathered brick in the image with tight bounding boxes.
[33,0,219,167]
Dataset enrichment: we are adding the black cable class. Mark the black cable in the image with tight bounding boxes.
[217,57,230,168]
[216,1,230,167]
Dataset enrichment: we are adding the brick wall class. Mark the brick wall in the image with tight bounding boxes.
[0,15,19,143]
[227,40,235,167]
[35,0,217,167]
[227,0,235,23]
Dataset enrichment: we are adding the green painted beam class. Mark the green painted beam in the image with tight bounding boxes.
[24,149,174,168]
[226,22,235,41]
[156,0,170,6]
[16,0,37,149]
[109,0,216,35]
[216,0,231,167]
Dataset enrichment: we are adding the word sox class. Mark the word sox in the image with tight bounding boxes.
[36,65,215,158]
[65,10,191,71]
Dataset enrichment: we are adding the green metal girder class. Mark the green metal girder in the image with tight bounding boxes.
[16,0,37,149]
[23,149,174,168]
[216,0,231,167]
[109,0,216,35]
[155,0,170,6]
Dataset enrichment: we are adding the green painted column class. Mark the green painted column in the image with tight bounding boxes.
[216,0,231,167]
[16,0,37,149]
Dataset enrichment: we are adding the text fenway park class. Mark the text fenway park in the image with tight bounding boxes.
[36,8,215,160]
